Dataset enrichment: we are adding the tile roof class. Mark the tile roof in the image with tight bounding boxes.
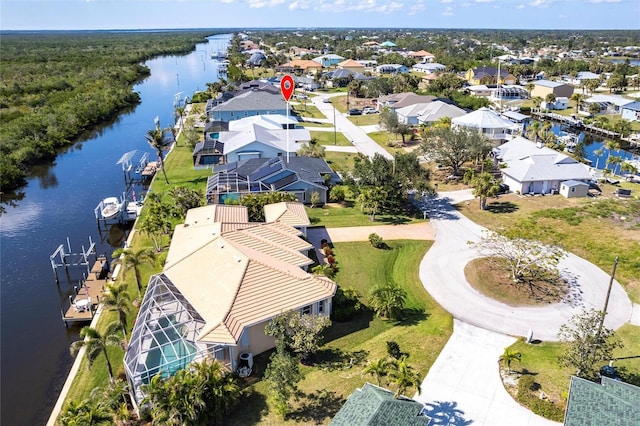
[331,383,430,426]
[163,220,336,346]
[565,376,640,426]
[211,90,288,113]
[264,201,311,227]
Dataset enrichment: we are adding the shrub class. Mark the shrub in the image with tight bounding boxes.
[368,233,384,249]
[331,286,362,322]
[322,246,333,256]
[516,375,564,422]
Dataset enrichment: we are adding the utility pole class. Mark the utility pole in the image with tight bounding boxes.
[597,256,619,337]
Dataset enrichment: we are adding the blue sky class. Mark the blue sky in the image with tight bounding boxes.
[1,0,638,31]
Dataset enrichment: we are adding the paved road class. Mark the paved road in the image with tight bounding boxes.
[311,94,392,160]
[418,190,633,342]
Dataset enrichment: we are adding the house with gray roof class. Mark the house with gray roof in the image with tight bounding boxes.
[375,64,409,74]
[411,63,446,74]
[377,92,437,112]
[330,382,430,426]
[531,79,574,99]
[206,156,340,205]
[564,376,640,426]
[209,89,289,122]
[395,101,466,126]
[621,100,640,122]
[494,136,592,195]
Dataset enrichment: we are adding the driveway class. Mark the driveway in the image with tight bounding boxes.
[414,320,560,426]
[418,190,633,342]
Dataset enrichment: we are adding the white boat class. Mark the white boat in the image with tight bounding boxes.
[100,197,122,220]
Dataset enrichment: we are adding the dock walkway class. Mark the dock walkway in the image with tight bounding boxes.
[61,257,109,326]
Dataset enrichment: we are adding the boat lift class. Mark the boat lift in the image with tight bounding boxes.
[117,150,150,185]
[49,237,97,284]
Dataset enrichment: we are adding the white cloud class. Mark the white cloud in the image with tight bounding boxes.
[529,0,552,7]
[442,5,454,15]
[247,0,285,8]
[589,0,622,3]
[441,0,454,3]
[516,3,525,8]
[409,0,426,15]
[474,0,495,3]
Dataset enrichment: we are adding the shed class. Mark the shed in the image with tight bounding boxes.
[560,180,589,198]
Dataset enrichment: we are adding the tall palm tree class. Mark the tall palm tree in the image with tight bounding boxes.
[526,120,543,142]
[499,348,521,374]
[112,247,156,297]
[90,379,131,425]
[145,123,172,184]
[362,357,392,386]
[70,322,122,380]
[570,93,584,112]
[193,359,241,424]
[101,282,132,341]
[604,139,620,169]
[389,358,422,399]
[606,155,623,175]
[593,147,605,169]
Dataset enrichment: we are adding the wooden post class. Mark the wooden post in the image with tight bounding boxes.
[597,256,619,337]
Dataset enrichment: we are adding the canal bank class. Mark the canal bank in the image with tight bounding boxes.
[0,34,231,426]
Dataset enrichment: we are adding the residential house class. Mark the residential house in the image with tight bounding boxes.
[530,80,574,99]
[192,121,229,168]
[583,94,634,115]
[375,64,409,74]
[621,101,640,121]
[264,201,311,236]
[338,59,366,73]
[564,376,640,426]
[379,41,397,49]
[571,71,600,86]
[501,110,531,135]
[290,46,319,57]
[465,66,516,85]
[313,54,344,68]
[328,69,374,87]
[206,156,340,205]
[407,50,435,63]
[465,85,493,97]
[330,382,430,426]
[124,203,336,406]
[276,59,323,75]
[214,114,310,164]
[356,59,377,69]
[493,136,592,194]
[395,101,466,126]
[209,89,289,122]
[411,63,446,74]
[452,107,518,143]
[542,96,569,110]
[377,92,437,113]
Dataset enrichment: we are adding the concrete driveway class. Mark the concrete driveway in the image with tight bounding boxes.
[418,190,633,342]
[414,320,560,426]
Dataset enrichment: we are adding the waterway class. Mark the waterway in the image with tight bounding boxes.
[0,33,231,426]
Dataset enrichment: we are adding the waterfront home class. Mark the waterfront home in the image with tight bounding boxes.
[452,107,518,144]
[411,63,446,74]
[395,101,466,126]
[206,156,339,205]
[493,136,592,195]
[583,94,635,115]
[124,203,336,407]
[530,80,574,99]
[208,89,289,122]
[621,101,640,122]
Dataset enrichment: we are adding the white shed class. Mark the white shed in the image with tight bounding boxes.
[560,180,589,198]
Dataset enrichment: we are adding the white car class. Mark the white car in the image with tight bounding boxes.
[363,106,377,114]
[295,93,308,100]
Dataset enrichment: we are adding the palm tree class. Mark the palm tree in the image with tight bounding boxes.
[621,161,638,176]
[606,155,623,175]
[362,358,392,386]
[471,172,501,210]
[499,348,521,374]
[101,282,132,341]
[90,379,131,425]
[369,281,407,320]
[58,398,113,426]
[389,358,422,399]
[112,247,156,297]
[571,93,584,112]
[193,359,241,424]
[526,120,543,142]
[70,322,123,380]
[297,137,325,158]
[145,123,172,184]
[593,147,605,169]
[604,139,620,169]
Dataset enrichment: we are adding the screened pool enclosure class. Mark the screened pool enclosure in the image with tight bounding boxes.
[124,274,229,404]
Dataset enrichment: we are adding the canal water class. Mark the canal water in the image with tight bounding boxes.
[0,33,230,426]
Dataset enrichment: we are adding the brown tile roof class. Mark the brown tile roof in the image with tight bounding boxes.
[184,204,249,227]
[163,215,335,346]
[338,59,365,69]
[280,59,323,70]
[264,202,311,227]
[408,50,434,58]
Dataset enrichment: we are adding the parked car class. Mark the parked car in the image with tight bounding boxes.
[322,98,331,103]
[497,183,510,194]
[348,108,362,116]
[363,106,377,114]
[295,93,308,100]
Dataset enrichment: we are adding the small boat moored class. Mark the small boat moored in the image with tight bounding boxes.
[98,196,123,220]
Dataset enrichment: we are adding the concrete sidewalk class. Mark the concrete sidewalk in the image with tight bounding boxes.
[415,320,560,426]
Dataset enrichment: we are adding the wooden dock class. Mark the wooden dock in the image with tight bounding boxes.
[61,256,109,327]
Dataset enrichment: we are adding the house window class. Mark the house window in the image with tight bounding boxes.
[571,187,575,192]
[301,305,312,315]
[318,300,325,314]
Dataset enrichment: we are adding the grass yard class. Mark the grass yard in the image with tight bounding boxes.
[299,121,333,128]
[310,130,352,146]
[293,104,326,120]
[306,202,424,228]
[228,240,453,425]
[458,193,640,303]
[324,151,358,173]
[348,113,380,126]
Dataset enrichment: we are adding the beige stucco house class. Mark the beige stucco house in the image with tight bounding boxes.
[124,203,336,405]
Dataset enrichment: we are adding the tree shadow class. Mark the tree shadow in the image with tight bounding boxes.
[615,365,640,387]
[422,400,473,426]
[413,195,463,221]
[378,215,412,225]
[227,388,269,425]
[485,201,519,214]
[395,308,429,326]
[312,348,369,372]
[325,308,375,343]
[287,389,346,424]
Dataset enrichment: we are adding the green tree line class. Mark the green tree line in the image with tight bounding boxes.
[0,30,215,192]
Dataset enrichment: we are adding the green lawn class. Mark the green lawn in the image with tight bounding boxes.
[324,151,358,173]
[228,240,453,425]
[348,113,380,126]
[310,130,351,146]
[293,104,326,119]
[306,202,425,227]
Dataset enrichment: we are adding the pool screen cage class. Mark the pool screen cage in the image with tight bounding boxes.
[124,273,210,404]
